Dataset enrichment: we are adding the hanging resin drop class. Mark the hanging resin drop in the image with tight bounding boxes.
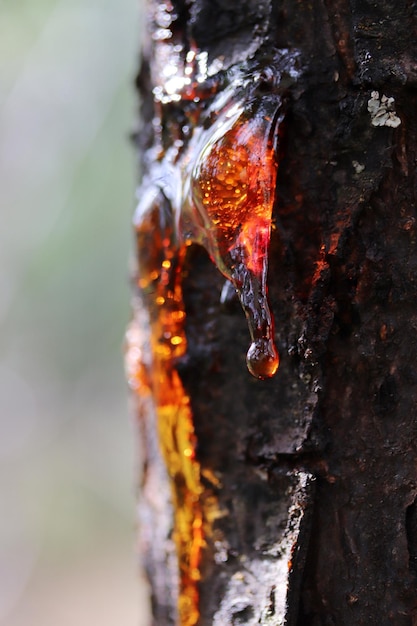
[181,87,282,379]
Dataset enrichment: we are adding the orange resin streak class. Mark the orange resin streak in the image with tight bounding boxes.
[132,203,203,626]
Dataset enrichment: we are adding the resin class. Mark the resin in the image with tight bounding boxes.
[181,86,282,378]
[131,58,284,625]
[132,187,203,625]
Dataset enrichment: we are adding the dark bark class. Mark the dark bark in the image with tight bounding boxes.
[129,1,417,624]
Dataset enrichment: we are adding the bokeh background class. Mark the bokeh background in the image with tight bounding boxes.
[0,0,149,623]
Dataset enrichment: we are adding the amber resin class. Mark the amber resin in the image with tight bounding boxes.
[183,93,281,378]
[129,59,284,625]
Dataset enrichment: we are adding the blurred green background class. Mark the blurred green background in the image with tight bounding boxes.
[0,0,149,623]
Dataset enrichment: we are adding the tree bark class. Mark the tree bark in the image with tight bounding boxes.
[127,1,417,624]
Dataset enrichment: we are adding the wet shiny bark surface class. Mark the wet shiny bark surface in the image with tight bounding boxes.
[131,1,417,624]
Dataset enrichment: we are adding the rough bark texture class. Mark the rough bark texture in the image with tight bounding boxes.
[132,1,417,624]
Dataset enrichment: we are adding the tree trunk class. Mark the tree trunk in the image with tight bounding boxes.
[126,1,417,624]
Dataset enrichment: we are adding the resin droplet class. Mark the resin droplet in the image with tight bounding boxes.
[247,339,279,379]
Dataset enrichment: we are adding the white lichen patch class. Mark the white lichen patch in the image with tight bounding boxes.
[352,160,365,174]
[367,91,401,128]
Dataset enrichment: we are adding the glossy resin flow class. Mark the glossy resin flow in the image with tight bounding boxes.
[128,40,290,625]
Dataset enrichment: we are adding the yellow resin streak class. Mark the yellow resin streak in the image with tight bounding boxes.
[132,206,203,625]
[152,291,203,626]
